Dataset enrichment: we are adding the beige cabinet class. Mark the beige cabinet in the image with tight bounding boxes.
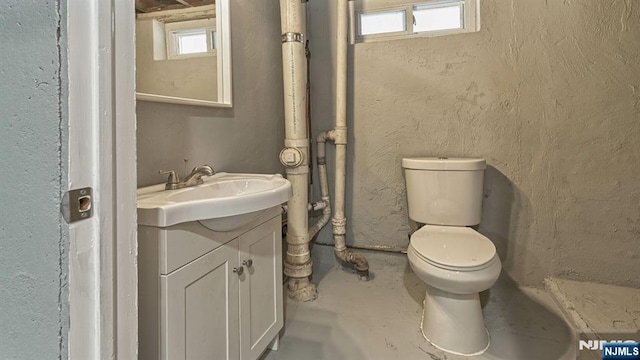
[139,207,283,360]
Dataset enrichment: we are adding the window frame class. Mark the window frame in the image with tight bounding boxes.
[165,18,217,60]
[352,0,480,44]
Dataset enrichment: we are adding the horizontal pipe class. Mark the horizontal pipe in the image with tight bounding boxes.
[311,201,328,211]
[314,241,408,254]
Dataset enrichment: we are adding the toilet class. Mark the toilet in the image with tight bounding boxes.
[403,157,501,356]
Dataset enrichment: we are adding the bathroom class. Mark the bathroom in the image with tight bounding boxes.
[1,0,639,359]
[137,0,639,358]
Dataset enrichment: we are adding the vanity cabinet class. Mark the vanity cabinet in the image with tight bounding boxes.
[139,207,283,360]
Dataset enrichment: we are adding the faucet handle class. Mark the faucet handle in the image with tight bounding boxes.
[158,169,180,184]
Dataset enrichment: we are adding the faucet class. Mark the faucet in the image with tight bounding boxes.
[159,164,215,190]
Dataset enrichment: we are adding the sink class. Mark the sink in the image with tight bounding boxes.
[137,172,292,229]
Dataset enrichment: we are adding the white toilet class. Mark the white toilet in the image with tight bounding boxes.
[403,157,501,356]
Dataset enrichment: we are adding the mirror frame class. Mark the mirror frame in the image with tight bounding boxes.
[136,0,232,108]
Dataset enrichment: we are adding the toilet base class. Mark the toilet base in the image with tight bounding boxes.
[420,285,490,356]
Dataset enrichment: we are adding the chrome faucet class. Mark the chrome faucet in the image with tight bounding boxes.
[159,164,215,190]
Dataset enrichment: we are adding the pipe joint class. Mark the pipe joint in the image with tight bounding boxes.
[310,200,328,211]
[332,216,346,226]
[284,259,313,278]
[333,225,347,236]
[287,277,318,302]
[334,249,370,281]
[332,128,348,145]
[334,243,347,253]
[287,233,310,245]
[286,244,311,256]
[282,32,305,43]
[332,217,347,235]
[316,131,332,143]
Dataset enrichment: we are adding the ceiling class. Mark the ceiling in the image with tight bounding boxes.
[135,0,214,13]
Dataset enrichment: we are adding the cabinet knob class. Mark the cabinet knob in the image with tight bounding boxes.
[233,266,244,275]
[242,259,253,267]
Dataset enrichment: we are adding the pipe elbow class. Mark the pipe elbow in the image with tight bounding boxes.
[316,131,331,143]
[335,249,370,281]
[351,254,370,280]
[348,252,369,271]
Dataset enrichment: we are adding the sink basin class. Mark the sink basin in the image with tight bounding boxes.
[137,172,292,229]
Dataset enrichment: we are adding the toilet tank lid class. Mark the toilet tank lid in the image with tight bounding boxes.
[402,157,486,171]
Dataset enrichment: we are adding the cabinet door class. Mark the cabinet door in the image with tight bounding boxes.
[238,217,283,360]
[161,239,240,360]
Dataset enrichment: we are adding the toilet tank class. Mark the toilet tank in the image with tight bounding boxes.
[402,157,486,226]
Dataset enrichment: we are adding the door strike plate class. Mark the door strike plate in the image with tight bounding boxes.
[62,187,93,223]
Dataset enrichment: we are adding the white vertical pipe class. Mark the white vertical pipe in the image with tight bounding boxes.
[280,0,317,301]
[348,0,356,45]
[335,1,348,130]
[330,0,369,279]
[332,0,349,252]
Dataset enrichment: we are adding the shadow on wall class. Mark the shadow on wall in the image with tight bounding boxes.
[480,165,538,285]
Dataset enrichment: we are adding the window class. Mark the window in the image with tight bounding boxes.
[360,10,406,36]
[413,2,463,33]
[353,0,479,43]
[176,29,208,55]
[165,19,216,59]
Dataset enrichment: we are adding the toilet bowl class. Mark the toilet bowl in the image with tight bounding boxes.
[408,225,501,355]
[402,157,501,356]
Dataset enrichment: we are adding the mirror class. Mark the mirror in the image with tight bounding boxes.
[135,0,232,107]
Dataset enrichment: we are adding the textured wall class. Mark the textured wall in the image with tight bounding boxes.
[309,0,640,287]
[0,1,69,358]
[137,0,285,186]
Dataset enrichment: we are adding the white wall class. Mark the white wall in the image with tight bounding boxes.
[309,0,640,287]
[137,0,285,186]
[0,1,69,358]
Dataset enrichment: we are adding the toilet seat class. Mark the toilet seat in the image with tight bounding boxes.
[410,225,496,271]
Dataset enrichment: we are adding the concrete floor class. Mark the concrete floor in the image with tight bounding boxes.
[262,246,577,360]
